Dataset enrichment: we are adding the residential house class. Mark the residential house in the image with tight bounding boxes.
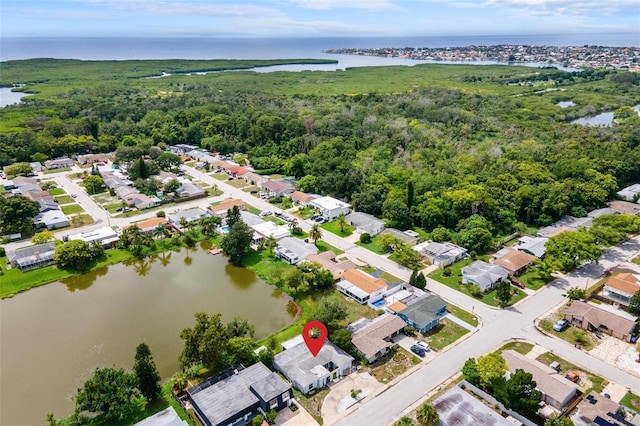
[44,158,74,169]
[602,273,640,306]
[186,363,292,426]
[336,269,388,305]
[304,251,356,280]
[395,294,447,334]
[461,261,509,292]
[30,162,43,173]
[349,314,406,363]
[381,228,419,246]
[115,185,139,199]
[587,207,618,218]
[251,221,290,243]
[289,191,317,207]
[10,176,38,187]
[538,215,594,238]
[492,249,536,276]
[124,217,169,235]
[616,183,640,202]
[243,172,268,187]
[239,211,266,227]
[104,177,126,190]
[273,337,353,394]
[134,407,187,426]
[608,200,640,216]
[262,180,295,197]
[7,242,57,271]
[502,350,578,410]
[168,208,209,232]
[309,196,351,220]
[14,183,42,194]
[33,210,69,230]
[175,182,206,199]
[434,386,527,426]
[345,211,385,237]
[517,236,548,259]
[77,153,109,165]
[208,198,247,218]
[24,190,55,203]
[68,226,119,248]
[38,199,60,213]
[574,391,639,426]
[168,144,198,155]
[228,164,249,177]
[129,193,161,210]
[563,301,636,342]
[274,237,318,264]
[413,241,468,268]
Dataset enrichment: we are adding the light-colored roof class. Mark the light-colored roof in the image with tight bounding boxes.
[564,301,636,336]
[134,407,188,426]
[276,237,318,260]
[381,228,419,244]
[8,242,57,262]
[168,208,208,223]
[305,251,355,279]
[493,250,536,273]
[605,273,640,296]
[387,301,408,313]
[345,211,385,227]
[68,226,118,243]
[502,350,577,406]
[414,241,467,261]
[239,211,265,227]
[352,314,406,359]
[342,269,388,294]
[588,207,618,218]
[125,217,168,232]
[33,210,68,227]
[252,221,290,239]
[290,191,317,203]
[617,183,640,201]
[262,180,295,194]
[517,236,548,258]
[274,340,353,389]
[577,392,626,426]
[434,386,515,426]
[309,196,351,211]
[210,198,246,213]
[461,261,509,290]
[608,200,640,215]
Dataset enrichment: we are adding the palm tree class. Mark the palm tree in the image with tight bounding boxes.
[415,402,439,426]
[288,218,299,231]
[153,224,170,240]
[337,213,347,233]
[199,216,220,237]
[264,235,278,254]
[179,217,189,232]
[309,224,323,246]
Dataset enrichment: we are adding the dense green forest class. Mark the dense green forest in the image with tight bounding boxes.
[1,58,639,238]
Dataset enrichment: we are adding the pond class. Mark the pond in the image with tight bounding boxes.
[570,104,640,127]
[0,87,30,107]
[0,243,294,425]
[556,100,576,108]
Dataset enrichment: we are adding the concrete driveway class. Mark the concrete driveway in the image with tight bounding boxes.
[393,334,437,363]
[321,372,383,425]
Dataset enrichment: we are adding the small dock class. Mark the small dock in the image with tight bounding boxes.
[209,248,221,255]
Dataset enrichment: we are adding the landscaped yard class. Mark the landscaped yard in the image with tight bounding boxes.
[621,391,640,414]
[293,206,314,220]
[423,318,469,351]
[315,240,344,255]
[54,195,75,204]
[369,347,421,384]
[211,172,228,181]
[446,304,478,327]
[517,268,552,290]
[536,352,607,394]
[428,259,527,307]
[361,266,402,286]
[539,318,599,351]
[498,341,534,355]
[69,214,95,227]
[61,204,84,214]
[356,235,387,255]
[48,188,65,196]
[321,220,354,237]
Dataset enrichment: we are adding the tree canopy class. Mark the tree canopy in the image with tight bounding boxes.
[74,367,139,422]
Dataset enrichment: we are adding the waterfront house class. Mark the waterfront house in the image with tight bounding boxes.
[336,269,387,304]
[67,226,119,248]
[7,242,57,271]
[309,196,351,220]
[395,294,447,334]
[502,350,578,410]
[413,241,468,268]
[274,337,353,395]
[186,362,292,426]
[461,260,509,292]
[208,198,247,218]
[124,217,169,235]
[563,301,636,342]
[168,208,209,232]
[304,251,356,280]
[251,221,290,243]
[134,406,187,426]
[274,237,318,265]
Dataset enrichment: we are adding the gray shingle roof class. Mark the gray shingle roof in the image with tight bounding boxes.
[8,242,57,262]
[398,294,446,330]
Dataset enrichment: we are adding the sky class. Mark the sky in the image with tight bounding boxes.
[2,0,639,38]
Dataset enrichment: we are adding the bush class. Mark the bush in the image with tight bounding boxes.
[156,210,166,217]
[469,284,483,298]
[442,267,452,277]
[360,233,372,244]
[0,246,5,257]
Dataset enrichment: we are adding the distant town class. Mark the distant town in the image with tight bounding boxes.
[324,44,640,71]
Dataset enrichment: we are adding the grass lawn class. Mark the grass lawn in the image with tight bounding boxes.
[227,179,248,189]
[446,304,479,327]
[321,220,354,237]
[517,268,552,290]
[1,249,132,298]
[539,319,599,351]
[632,256,640,266]
[211,173,228,181]
[293,206,314,220]
[428,259,527,307]
[54,195,75,204]
[315,240,344,255]
[293,387,330,425]
[498,341,534,355]
[536,352,607,394]
[370,347,421,384]
[48,188,65,196]
[242,185,259,193]
[621,391,640,414]
[69,214,95,227]
[43,167,72,174]
[61,204,84,214]
[423,318,469,351]
[356,235,387,255]
[361,266,402,285]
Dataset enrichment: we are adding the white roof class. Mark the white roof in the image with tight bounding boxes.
[617,184,640,201]
[251,221,290,239]
[68,226,118,243]
[310,196,350,210]
[337,279,370,299]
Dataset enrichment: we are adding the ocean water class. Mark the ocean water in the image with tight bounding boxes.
[1,33,638,62]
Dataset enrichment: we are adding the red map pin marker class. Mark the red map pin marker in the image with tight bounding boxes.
[302,320,328,357]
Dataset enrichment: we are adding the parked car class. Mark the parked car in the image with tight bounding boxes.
[250,190,258,194]
[71,193,77,198]
[564,371,580,383]
[259,211,272,217]
[410,345,426,357]
[510,279,525,289]
[553,319,569,332]
[414,341,430,352]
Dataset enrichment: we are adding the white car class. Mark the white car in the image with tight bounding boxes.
[259,211,272,217]
[414,341,430,352]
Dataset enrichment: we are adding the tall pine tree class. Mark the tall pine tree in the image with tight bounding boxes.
[133,343,161,401]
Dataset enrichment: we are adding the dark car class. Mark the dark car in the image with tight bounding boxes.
[511,279,525,289]
[410,345,426,357]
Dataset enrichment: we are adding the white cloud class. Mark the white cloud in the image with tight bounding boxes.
[75,0,283,18]
[429,0,640,17]
[280,0,397,10]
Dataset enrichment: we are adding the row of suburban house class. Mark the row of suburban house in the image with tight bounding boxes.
[3,176,70,231]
